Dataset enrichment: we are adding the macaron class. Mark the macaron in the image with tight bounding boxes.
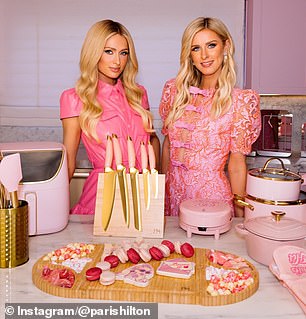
[174,241,182,254]
[114,247,129,264]
[95,261,111,271]
[127,248,141,264]
[101,243,114,261]
[180,242,195,258]
[158,244,171,258]
[161,240,175,254]
[149,246,164,261]
[139,242,150,250]
[99,270,116,286]
[85,267,102,281]
[104,255,120,268]
[138,248,152,263]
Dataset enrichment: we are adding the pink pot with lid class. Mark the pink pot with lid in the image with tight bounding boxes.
[179,199,232,239]
[234,191,306,223]
[246,157,305,202]
[236,211,306,266]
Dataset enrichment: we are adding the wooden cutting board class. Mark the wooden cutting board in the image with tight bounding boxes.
[32,245,259,306]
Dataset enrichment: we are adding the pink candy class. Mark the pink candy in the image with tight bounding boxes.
[180,242,195,258]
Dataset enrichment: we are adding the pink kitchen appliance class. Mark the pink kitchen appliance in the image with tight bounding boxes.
[179,199,232,239]
[234,157,306,224]
[0,141,70,235]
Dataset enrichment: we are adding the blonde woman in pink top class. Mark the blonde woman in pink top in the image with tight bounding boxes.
[60,20,160,215]
[159,17,261,217]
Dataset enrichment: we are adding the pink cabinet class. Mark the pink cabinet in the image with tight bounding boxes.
[245,0,306,94]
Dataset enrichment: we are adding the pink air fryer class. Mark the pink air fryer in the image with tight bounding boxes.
[179,199,232,239]
[0,142,70,235]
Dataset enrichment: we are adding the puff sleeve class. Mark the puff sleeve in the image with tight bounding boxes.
[230,89,261,154]
[60,88,83,119]
[159,79,177,135]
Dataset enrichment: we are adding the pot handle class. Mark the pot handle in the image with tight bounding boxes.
[271,211,286,222]
[233,194,254,211]
[263,157,286,171]
[235,223,249,237]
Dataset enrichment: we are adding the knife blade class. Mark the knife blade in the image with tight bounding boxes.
[112,134,130,227]
[127,136,142,231]
[140,141,150,210]
[147,141,158,199]
[101,135,117,231]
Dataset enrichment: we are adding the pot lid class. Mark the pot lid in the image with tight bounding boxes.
[244,211,306,241]
[249,157,302,181]
[249,168,301,181]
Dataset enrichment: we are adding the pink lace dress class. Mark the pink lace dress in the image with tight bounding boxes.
[60,79,150,214]
[159,79,261,216]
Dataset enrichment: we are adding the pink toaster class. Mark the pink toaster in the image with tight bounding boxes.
[0,141,70,235]
[179,199,232,239]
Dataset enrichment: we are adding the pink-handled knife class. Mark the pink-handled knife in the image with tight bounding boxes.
[140,142,150,210]
[112,134,130,226]
[127,136,142,231]
[101,135,117,231]
[148,141,158,199]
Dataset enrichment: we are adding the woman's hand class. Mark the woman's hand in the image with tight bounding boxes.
[150,133,161,172]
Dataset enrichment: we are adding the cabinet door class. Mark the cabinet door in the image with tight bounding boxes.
[245,0,306,94]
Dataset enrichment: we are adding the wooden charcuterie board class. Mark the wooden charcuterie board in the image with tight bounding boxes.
[32,245,259,306]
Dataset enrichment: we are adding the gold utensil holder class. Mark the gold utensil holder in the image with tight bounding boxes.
[0,200,29,268]
[94,173,165,238]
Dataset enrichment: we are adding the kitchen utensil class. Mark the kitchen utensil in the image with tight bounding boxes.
[0,183,7,209]
[127,136,142,231]
[235,192,306,223]
[179,199,232,239]
[112,134,130,226]
[148,141,158,199]
[247,157,305,201]
[0,152,22,208]
[94,173,166,238]
[236,211,306,266]
[140,142,150,210]
[0,200,29,268]
[101,135,117,231]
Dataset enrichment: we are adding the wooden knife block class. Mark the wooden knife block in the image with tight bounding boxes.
[94,173,165,238]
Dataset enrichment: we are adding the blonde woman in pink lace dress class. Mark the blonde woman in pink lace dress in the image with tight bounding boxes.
[159,17,261,217]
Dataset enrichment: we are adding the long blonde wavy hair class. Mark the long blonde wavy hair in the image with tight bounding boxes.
[165,17,236,128]
[76,20,153,141]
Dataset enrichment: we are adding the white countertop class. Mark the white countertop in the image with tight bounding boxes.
[0,216,305,319]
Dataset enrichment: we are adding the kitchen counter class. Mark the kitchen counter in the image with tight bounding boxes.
[0,216,304,319]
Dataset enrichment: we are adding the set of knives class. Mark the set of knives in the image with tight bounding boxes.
[101,134,158,232]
